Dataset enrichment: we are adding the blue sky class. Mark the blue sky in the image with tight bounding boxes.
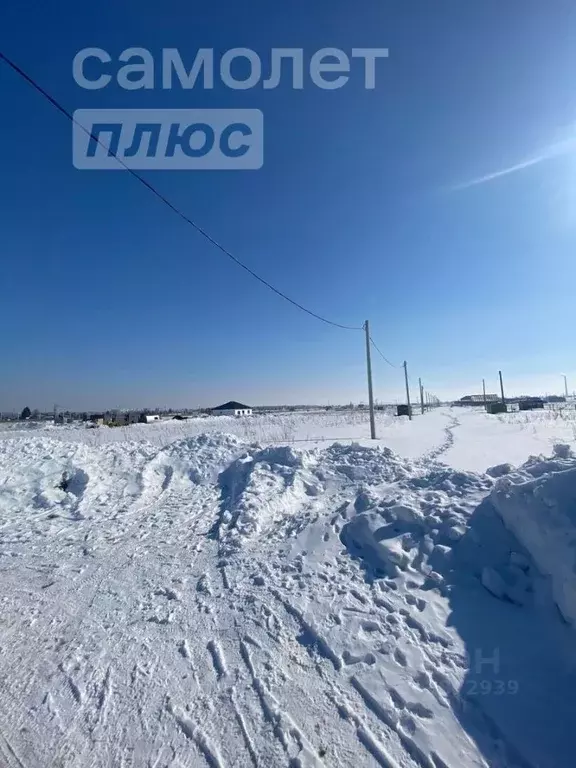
[1,0,575,410]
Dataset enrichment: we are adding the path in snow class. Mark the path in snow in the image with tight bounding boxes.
[441,406,576,472]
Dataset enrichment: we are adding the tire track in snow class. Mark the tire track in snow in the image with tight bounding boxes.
[266,584,438,768]
[259,590,395,765]
[43,483,206,768]
[350,677,438,768]
[326,690,401,768]
[229,688,259,768]
[270,589,342,671]
[239,639,326,766]
[169,702,225,768]
[96,666,112,721]
[0,728,27,768]
[0,451,231,768]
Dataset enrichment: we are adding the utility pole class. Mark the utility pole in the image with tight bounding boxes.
[403,361,412,420]
[563,375,569,399]
[419,378,425,415]
[364,321,377,439]
[499,370,506,404]
[482,379,487,408]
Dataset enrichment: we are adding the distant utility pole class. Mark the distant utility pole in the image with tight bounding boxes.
[499,370,506,403]
[563,375,569,399]
[419,378,425,415]
[403,361,412,421]
[364,320,377,439]
[482,379,487,408]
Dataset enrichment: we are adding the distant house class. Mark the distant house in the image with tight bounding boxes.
[91,414,105,426]
[212,401,253,417]
[458,394,499,406]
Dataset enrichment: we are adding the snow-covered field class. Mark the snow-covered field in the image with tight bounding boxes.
[1,406,576,767]
[4,405,576,470]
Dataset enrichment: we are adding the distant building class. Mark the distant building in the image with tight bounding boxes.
[91,414,105,426]
[458,394,499,406]
[139,414,160,423]
[396,404,412,417]
[109,411,142,425]
[486,402,508,415]
[519,398,545,411]
[212,401,253,417]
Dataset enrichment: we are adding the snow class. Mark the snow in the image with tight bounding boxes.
[0,406,576,766]
[492,444,576,626]
[442,406,576,472]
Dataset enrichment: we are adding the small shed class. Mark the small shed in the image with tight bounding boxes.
[139,413,160,424]
[396,404,412,417]
[486,402,507,415]
[519,398,545,411]
[212,401,253,417]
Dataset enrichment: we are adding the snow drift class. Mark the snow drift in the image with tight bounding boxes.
[492,444,576,626]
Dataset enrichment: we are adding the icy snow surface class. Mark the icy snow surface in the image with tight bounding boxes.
[1,407,576,767]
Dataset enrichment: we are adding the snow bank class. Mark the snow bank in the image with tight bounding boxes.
[0,436,155,521]
[215,445,324,556]
[339,464,494,584]
[492,445,576,626]
[142,433,245,489]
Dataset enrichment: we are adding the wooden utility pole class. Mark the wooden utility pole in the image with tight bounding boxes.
[563,375,569,399]
[482,379,487,408]
[364,321,377,439]
[499,370,506,404]
[403,361,412,420]
[419,378,425,414]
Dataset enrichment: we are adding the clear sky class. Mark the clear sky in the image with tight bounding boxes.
[1,0,575,411]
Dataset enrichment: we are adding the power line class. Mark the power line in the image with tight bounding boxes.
[369,336,398,368]
[0,51,362,332]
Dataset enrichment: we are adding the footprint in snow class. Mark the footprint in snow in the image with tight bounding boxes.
[394,648,408,667]
[404,593,427,612]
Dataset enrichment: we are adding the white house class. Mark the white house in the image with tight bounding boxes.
[212,401,253,417]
